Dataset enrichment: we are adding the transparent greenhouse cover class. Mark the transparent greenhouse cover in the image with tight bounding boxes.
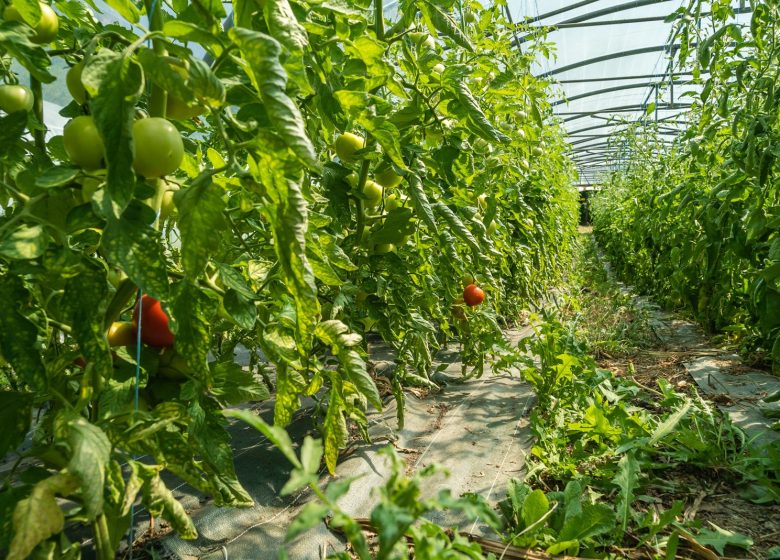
[511,0,752,185]
[30,0,751,186]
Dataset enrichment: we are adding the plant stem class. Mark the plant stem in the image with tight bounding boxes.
[143,0,167,118]
[375,0,385,40]
[29,77,50,163]
[93,513,114,560]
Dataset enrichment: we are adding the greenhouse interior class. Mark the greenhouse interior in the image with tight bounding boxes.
[1,0,779,558]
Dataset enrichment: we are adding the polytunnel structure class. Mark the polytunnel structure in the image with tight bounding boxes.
[1,0,779,559]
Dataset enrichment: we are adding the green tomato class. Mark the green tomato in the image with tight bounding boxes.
[159,188,178,224]
[167,95,205,120]
[375,165,403,189]
[487,221,498,235]
[157,348,191,380]
[345,172,359,187]
[517,110,529,121]
[3,2,58,43]
[373,243,395,255]
[363,180,383,207]
[64,116,105,170]
[132,117,184,178]
[0,84,34,113]
[432,63,445,76]
[422,35,436,49]
[477,193,488,209]
[66,61,87,104]
[335,132,365,163]
[80,173,105,203]
[385,193,402,211]
[465,11,477,23]
[532,146,543,157]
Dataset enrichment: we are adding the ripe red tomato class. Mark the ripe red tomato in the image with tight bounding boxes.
[463,284,485,307]
[133,295,175,347]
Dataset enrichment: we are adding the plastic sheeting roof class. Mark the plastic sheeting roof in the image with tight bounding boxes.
[513,0,751,185]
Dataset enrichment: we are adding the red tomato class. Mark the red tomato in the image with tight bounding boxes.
[133,295,175,347]
[463,284,485,307]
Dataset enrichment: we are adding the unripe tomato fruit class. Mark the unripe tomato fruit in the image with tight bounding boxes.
[432,63,445,76]
[64,116,105,170]
[462,273,475,287]
[463,284,485,307]
[363,180,383,207]
[477,193,488,209]
[335,132,365,162]
[422,35,436,49]
[375,165,403,188]
[517,110,529,121]
[0,84,34,113]
[108,321,136,347]
[157,348,191,380]
[373,243,395,254]
[133,295,175,348]
[167,95,205,120]
[487,221,498,236]
[132,118,184,178]
[385,193,402,211]
[532,146,543,157]
[3,2,58,43]
[66,61,87,104]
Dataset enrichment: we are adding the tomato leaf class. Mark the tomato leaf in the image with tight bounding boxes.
[256,161,320,348]
[447,81,510,143]
[62,259,113,388]
[0,391,33,457]
[81,50,143,215]
[10,0,40,25]
[0,224,48,259]
[0,24,54,83]
[316,319,381,410]
[170,280,212,378]
[104,0,140,23]
[230,27,319,171]
[407,165,438,232]
[210,361,269,404]
[222,289,258,329]
[135,463,197,539]
[176,176,227,277]
[0,111,28,145]
[8,474,79,560]
[103,209,169,300]
[0,274,46,389]
[323,374,349,473]
[263,0,311,93]
[34,167,80,189]
[225,408,303,469]
[65,416,111,520]
[419,0,475,52]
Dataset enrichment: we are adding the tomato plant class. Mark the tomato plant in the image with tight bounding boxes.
[592,3,780,367]
[0,0,578,555]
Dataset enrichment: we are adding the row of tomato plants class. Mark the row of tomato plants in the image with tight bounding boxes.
[0,0,578,556]
[591,1,780,367]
